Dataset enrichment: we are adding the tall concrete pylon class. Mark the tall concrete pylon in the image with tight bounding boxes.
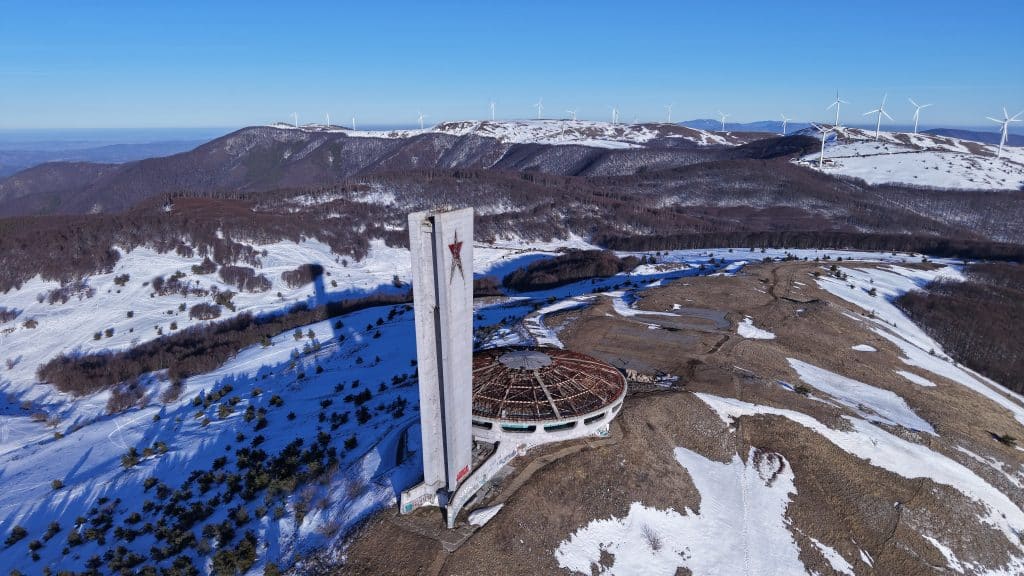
[400,208,474,522]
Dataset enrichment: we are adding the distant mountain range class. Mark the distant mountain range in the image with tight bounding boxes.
[922,128,1024,147]
[0,140,208,178]
[0,122,810,217]
[680,119,1022,147]
[680,119,812,134]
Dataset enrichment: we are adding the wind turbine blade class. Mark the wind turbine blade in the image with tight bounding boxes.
[908,98,918,107]
[882,110,893,121]
[826,102,836,110]
[839,99,850,104]
[864,110,877,116]
[921,103,933,109]
[1011,111,1024,121]
[1004,107,1009,119]
[986,117,1003,123]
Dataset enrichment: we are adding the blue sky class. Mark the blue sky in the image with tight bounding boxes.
[1,0,1021,129]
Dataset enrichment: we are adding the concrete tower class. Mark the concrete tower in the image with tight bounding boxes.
[401,208,474,517]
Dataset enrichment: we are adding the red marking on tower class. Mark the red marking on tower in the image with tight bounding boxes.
[448,231,465,283]
[456,464,470,483]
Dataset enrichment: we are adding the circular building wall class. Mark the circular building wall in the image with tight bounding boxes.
[471,347,627,444]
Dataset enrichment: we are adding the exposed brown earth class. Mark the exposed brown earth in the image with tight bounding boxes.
[338,261,1024,575]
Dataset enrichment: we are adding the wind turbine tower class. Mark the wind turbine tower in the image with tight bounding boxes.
[566,109,577,121]
[863,94,893,140]
[325,113,331,127]
[717,111,730,132]
[489,100,496,121]
[534,98,544,120]
[418,111,428,130]
[812,123,834,167]
[827,91,849,128]
[908,98,933,135]
[610,106,619,125]
[292,112,299,128]
[987,108,1023,158]
[665,103,674,123]
[352,114,357,131]
[780,114,791,136]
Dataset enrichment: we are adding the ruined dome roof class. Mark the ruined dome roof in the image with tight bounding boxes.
[472,347,626,422]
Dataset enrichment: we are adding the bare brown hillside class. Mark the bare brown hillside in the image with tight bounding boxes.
[338,261,1024,576]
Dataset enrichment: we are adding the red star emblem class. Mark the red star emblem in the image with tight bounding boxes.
[448,231,465,283]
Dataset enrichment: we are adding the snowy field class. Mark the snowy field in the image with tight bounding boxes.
[798,127,1024,190]
[0,239,1012,574]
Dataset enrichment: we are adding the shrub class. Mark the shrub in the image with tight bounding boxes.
[51,479,64,490]
[189,302,222,321]
[219,266,271,293]
[113,274,130,286]
[213,289,237,311]
[107,379,145,414]
[281,264,324,289]
[502,250,640,292]
[995,433,1017,447]
[4,525,27,547]
[356,405,371,424]
[0,307,21,323]
[344,435,358,450]
[211,531,257,576]
[192,257,218,275]
[121,447,140,468]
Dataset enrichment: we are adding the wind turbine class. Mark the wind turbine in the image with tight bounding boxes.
[717,111,730,132]
[489,100,496,121]
[325,113,331,127]
[987,107,1023,158]
[609,106,619,124]
[826,91,849,128]
[908,98,932,134]
[665,103,674,123]
[780,114,791,136]
[863,93,893,140]
[351,114,357,130]
[292,112,299,128]
[534,98,544,119]
[811,123,834,167]
[417,111,428,130]
[566,109,577,121]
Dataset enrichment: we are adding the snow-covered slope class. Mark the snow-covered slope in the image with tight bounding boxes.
[796,126,1024,190]
[268,119,744,148]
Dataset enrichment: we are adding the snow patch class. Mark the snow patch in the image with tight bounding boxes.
[468,504,504,526]
[896,370,937,388]
[695,392,1024,546]
[808,538,855,575]
[737,316,776,340]
[555,447,807,575]
[787,357,935,435]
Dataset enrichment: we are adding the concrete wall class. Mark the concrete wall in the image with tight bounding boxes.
[470,390,626,446]
[408,208,475,495]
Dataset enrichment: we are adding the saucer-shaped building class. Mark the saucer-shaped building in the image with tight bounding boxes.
[470,347,627,443]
